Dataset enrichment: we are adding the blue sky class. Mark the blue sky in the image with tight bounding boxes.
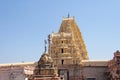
[0,0,120,63]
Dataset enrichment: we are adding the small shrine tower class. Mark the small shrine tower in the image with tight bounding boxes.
[28,52,60,80]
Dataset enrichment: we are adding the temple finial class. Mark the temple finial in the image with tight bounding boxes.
[68,13,70,18]
[48,34,51,44]
[44,40,47,52]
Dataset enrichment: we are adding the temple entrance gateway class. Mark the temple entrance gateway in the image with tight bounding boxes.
[58,69,69,80]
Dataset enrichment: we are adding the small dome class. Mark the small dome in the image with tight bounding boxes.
[38,52,53,63]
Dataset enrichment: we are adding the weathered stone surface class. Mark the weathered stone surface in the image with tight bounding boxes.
[0,62,34,80]
[105,50,120,80]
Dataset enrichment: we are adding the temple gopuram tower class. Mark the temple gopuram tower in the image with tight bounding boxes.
[49,16,89,66]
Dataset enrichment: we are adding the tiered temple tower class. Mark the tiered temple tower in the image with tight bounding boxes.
[50,16,89,66]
